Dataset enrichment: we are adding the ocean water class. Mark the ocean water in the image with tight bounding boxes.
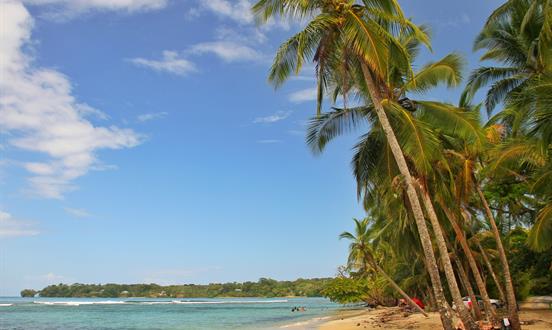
[0,297,342,329]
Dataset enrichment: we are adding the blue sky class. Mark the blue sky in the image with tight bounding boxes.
[0,0,501,296]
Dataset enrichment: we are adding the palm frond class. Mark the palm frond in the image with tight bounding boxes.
[461,67,519,106]
[268,14,338,87]
[415,101,485,149]
[403,53,464,94]
[306,106,373,154]
[527,201,552,251]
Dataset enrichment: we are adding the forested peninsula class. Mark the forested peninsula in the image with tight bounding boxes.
[21,278,332,298]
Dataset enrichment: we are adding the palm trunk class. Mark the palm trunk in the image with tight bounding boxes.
[417,183,480,328]
[443,208,497,321]
[427,286,437,311]
[421,255,455,316]
[453,254,482,320]
[360,63,457,330]
[367,257,429,317]
[476,186,521,330]
[443,233,483,320]
[475,239,507,304]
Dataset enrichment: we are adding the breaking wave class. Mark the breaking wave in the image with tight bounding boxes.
[31,299,288,306]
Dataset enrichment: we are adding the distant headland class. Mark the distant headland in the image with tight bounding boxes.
[21,277,332,298]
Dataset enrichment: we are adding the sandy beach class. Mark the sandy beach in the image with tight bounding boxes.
[317,307,552,330]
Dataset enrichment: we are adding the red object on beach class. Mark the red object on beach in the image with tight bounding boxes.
[411,297,425,309]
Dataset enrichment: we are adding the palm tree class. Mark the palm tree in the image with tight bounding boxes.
[305,30,481,326]
[252,1,459,328]
[365,190,437,308]
[461,2,552,328]
[472,231,507,304]
[461,0,551,116]
[439,203,497,320]
[340,218,428,316]
[443,234,483,320]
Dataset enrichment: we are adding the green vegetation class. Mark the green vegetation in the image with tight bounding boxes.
[20,289,37,297]
[255,1,552,330]
[25,278,331,298]
[321,277,379,305]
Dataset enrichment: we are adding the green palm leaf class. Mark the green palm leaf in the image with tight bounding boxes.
[306,106,374,154]
[403,53,464,94]
[528,202,552,251]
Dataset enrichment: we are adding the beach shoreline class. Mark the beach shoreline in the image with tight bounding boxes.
[315,307,552,330]
[277,308,366,329]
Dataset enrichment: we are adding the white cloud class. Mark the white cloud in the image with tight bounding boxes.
[185,7,201,20]
[253,110,291,124]
[190,41,264,63]
[76,103,109,120]
[64,207,92,218]
[199,0,289,30]
[0,1,142,199]
[201,0,254,25]
[22,0,168,18]
[129,51,196,76]
[215,26,267,44]
[129,43,263,76]
[288,87,317,103]
[137,111,168,122]
[0,210,39,237]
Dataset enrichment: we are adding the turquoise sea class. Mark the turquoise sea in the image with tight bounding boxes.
[0,297,344,329]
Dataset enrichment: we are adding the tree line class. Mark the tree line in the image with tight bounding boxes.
[22,278,332,298]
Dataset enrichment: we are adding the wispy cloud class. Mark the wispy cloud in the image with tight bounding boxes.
[64,207,92,218]
[76,104,110,120]
[253,110,291,124]
[129,42,264,76]
[137,111,168,122]
[129,51,196,76]
[256,139,282,144]
[288,87,317,103]
[190,41,264,63]
[434,13,471,28]
[215,26,267,44]
[22,0,168,19]
[288,129,304,136]
[289,75,315,82]
[0,1,142,199]
[200,0,254,25]
[198,0,289,30]
[0,210,39,237]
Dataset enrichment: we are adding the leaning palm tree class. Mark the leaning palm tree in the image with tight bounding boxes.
[340,218,428,316]
[471,229,507,304]
[461,2,552,328]
[252,1,463,328]
[305,29,483,325]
